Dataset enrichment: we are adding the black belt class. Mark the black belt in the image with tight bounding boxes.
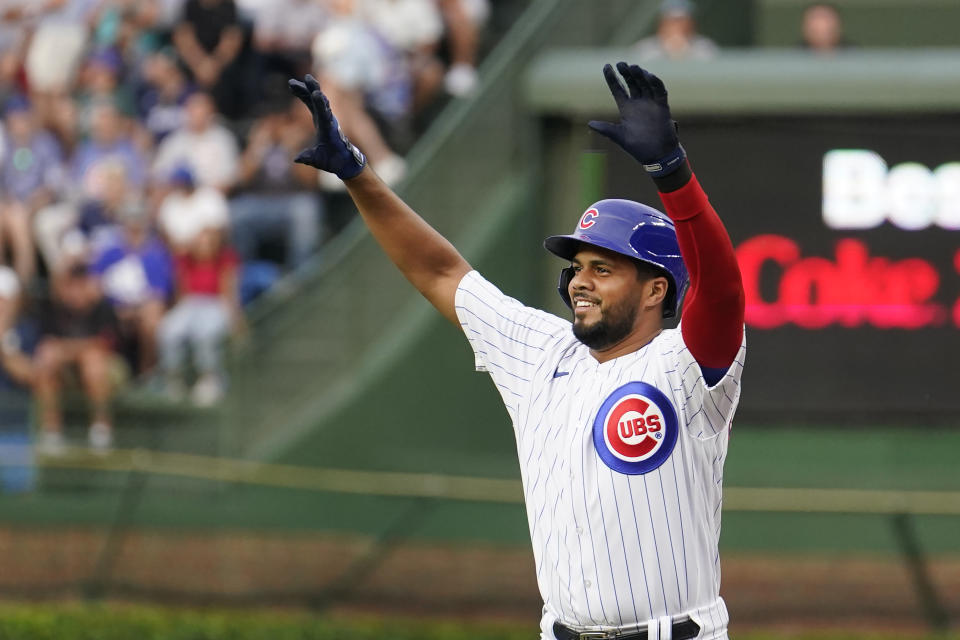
[553,617,700,640]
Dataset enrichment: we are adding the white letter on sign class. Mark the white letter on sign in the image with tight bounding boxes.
[823,149,888,230]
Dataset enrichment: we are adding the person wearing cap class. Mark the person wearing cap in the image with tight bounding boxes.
[157,164,231,254]
[633,0,719,62]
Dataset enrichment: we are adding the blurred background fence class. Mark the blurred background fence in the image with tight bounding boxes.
[1,0,959,635]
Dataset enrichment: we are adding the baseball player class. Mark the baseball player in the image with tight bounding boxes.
[290,61,745,640]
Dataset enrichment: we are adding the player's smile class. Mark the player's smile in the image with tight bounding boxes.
[571,289,608,325]
[573,295,601,315]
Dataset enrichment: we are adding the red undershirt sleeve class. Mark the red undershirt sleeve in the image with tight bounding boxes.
[657,172,745,371]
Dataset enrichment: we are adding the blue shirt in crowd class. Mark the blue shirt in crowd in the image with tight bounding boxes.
[91,232,174,307]
[0,130,64,202]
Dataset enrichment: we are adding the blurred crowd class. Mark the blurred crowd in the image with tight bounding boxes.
[0,0,842,457]
[0,0,490,456]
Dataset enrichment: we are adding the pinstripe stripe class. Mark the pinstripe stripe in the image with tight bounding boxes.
[580,372,610,624]
[657,466,683,608]
[457,288,560,337]
[458,307,548,351]
[643,476,670,614]
[596,466,624,626]
[671,437,690,602]
[607,470,640,622]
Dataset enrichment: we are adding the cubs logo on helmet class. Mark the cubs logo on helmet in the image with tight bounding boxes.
[578,208,599,230]
[593,381,678,475]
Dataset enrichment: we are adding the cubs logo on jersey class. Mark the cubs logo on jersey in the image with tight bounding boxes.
[593,381,678,475]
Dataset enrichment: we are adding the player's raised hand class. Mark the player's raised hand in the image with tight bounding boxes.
[288,74,367,179]
[589,62,686,178]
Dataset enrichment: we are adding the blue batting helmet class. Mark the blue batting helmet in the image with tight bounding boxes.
[543,199,689,318]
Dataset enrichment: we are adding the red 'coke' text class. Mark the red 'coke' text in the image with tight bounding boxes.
[735,234,947,329]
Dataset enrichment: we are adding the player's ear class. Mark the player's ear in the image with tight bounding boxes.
[645,276,669,311]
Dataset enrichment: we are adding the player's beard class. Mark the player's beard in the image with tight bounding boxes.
[572,297,639,350]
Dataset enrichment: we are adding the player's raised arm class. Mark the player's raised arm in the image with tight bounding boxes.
[589,63,745,382]
[289,75,471,326]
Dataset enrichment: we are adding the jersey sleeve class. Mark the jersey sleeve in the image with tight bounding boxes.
[658,173,745,377]
[455,271,569,410]
[667,324,746,440]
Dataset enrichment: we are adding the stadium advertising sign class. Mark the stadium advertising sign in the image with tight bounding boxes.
[602,116,959,421]
[739,150,959,331]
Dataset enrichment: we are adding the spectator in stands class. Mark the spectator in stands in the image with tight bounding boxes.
[91,200,173,378]
[0,265,32,383]
[25,0,106,129]
[125,0,188,36]
[173,0,250,119]
[72,100,148,191]
[152,91,239,192]
[633,0,718,62]
[35,158,133,276]
[75,47,138,126]
[231,98,322,271]
[79,161,133,241]
[135,48,194,144]
[157,165,230,253]
[1,95,65,284]
[0,9,26,110]
[0,261,36,398]
[158,210,242,406]
[242,0,328,80]
[312,0,407,189]
[0,263,37,491]
[0,3,30,64]
[800,3,849,53]
[90,0,172,66]
[0,264,25,364]
[43,87,82,159]
[363,0,445,112]
[33,256,120,455]
[438,0,489,97]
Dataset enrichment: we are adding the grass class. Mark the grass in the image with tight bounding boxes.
[0,603,956,640]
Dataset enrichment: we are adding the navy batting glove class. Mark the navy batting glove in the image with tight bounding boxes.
[288,74,366,180]
[588,62,685,178]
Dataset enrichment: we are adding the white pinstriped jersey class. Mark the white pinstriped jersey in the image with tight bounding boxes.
[455,271,746,640]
